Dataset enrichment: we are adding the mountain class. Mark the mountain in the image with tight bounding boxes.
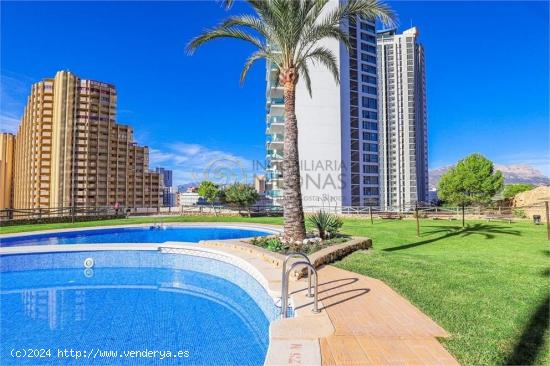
[429,164,550,189]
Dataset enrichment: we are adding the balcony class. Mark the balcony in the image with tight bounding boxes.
[266,189,283,198]
[266,134,284,149]
[266,151,284,162]
[267,171,283,181]
[266,116,284,134]
[269,97,285,106]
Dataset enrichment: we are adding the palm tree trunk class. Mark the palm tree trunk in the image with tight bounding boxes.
[282,82,306,243]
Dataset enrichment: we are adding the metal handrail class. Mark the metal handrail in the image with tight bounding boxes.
[281,261,320,318]
[282,253,313,303]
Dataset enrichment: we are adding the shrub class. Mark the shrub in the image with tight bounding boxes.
[512,208,526,218]
[250,236,284,252]
[308,211,343,239]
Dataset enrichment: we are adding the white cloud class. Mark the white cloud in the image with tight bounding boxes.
[0,72,33,133]
[149,142,259,186]
[0,114,20,133]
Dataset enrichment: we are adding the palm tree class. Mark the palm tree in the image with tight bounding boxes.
[187,0,395,242]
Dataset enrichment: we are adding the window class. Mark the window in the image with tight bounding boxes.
[363,187,379,196]
[361,54,377,64]
[361,75,377,84]
[361,85,377,95]
[362,97,377,109]
[361,64,377,74]
[363,143,378,152]
[361,43,376,53]
[363,176,379,184]
[362,121,378,130]
[360,33,376,43]
[362,132,378,141]
[362,165,379,173]
[360,23,375,32]
[363,154,378,163]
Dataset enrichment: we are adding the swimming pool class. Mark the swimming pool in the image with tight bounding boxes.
[1,250,279,365]
[0,226,275,247]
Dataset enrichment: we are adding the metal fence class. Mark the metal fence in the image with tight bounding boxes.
[1,202,538,224]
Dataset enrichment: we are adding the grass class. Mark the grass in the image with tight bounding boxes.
[1,215,548,365]
[333,219,549,366]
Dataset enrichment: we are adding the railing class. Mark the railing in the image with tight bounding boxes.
[0,206,126,224]
[268,115,284,123]
[270,97,285,105]
[281,259,320,318]
[281,253,313,316]
[1,203,535,225]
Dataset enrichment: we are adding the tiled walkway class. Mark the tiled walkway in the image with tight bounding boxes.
[314,266,459,365]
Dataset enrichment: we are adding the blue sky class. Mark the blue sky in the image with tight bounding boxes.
[1,1,548,185]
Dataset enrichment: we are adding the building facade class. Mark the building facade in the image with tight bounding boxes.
[11,70,161,210]
[156,167,176,207]
[377,27,429,209]
[0,133,15,209]
[265,9,380,208]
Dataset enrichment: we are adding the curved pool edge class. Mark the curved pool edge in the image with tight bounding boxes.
[0,226,332,366]
[0,222,282,240]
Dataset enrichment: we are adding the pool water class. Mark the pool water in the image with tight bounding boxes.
[1,251,279,365]
[0,226,274,247]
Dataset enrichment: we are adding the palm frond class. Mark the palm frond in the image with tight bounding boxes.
[303,46,340,84]
[328,0,397,28]
[221,0,234,10]
[240,50,271,84]
[219,15,271,39]
[298,61,313,97]
[187,26,265,55]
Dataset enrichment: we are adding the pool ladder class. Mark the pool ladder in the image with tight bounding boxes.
[280,253,320,318]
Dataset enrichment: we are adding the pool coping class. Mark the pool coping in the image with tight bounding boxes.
[0,223,329,365]
[0,222,282,239]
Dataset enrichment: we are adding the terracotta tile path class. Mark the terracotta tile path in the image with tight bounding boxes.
[300,266,459,365]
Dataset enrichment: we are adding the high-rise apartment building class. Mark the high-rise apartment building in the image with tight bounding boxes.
[11,70,161,210]
[265,11,380,208]
[156,167,176,207]
[0,133,15,209]
[156,167,173,187]
[377,27,428,209]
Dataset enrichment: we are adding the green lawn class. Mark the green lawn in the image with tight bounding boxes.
[334,219,549,366]
[1,216,548,365]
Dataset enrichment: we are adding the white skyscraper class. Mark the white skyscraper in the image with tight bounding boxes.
[265,7,380,209]
[377,27,428,210]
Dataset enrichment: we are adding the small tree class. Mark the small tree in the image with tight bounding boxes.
[503,183,534,200]
[222,183,259,216]
[198,181,220,208]
[438,153,504,227]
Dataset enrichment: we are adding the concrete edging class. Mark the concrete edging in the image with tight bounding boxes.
[202,236,372,280]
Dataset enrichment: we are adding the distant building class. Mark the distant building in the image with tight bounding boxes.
[155,167,176,206]
[254,175,266,195]
[265,8,380,208]
[163,186,177,207]
[10,70,162,209]
[377,27,429,209]
[0,133,15,209]
[178,192,201,206]
[428,188,438,205]
[156,167,173,188]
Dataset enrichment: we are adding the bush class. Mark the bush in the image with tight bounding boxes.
[250,236,284,251]
[512,208,526,218]
[307,211,343,239]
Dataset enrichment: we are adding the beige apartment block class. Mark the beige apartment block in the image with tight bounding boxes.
[0,133,15,209]
[12,70,161,210]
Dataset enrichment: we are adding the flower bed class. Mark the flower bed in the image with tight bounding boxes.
[249,234,351,255]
